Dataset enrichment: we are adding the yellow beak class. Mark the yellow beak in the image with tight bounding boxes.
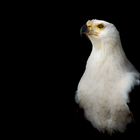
[86,20,94,31]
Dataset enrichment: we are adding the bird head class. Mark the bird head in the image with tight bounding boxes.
[80,19,119,41]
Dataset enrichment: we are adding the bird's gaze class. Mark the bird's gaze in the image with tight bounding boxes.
[97,24,104,29]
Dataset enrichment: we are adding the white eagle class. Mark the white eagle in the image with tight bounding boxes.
[76,19,140,134]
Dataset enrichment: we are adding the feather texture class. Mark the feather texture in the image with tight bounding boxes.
[76,19,140,134]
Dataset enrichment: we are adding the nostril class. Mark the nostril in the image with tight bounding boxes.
[87,25,92,28]
[87,20,93,27]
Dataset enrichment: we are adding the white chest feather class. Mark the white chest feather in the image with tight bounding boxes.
[76,43,139,133]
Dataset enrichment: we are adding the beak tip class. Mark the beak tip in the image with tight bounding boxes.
[80,28,83,36]
[80,25,87,35]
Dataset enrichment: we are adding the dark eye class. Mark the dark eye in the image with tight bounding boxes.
[97,24,104,29]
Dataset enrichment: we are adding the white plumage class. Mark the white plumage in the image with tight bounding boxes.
[76,19,140,134]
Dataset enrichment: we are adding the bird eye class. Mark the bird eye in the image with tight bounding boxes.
[97,24,104,29]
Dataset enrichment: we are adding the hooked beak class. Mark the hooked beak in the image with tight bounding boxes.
[80,25,88,36]
[80,20,94,36]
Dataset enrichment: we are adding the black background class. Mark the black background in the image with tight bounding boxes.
[4,2,140,139]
